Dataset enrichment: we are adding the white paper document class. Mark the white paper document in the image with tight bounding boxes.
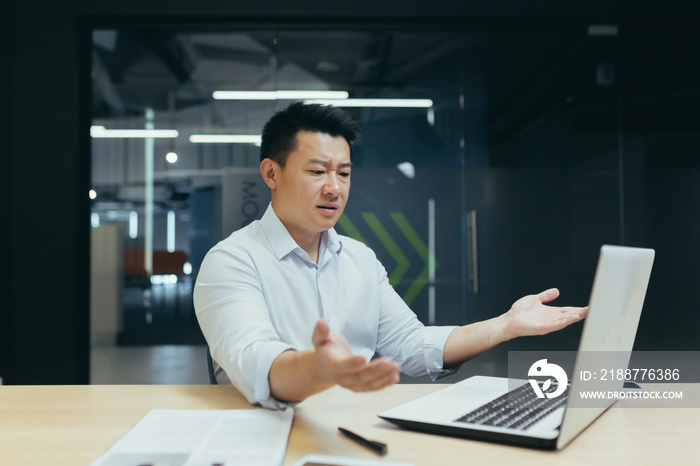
[91,408,293,466]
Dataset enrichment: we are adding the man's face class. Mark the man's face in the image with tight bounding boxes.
[264,130,352,246]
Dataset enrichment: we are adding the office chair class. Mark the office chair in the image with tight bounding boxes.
[206,346,218,385]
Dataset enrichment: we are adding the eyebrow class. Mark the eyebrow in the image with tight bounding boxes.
[307,158,353,168]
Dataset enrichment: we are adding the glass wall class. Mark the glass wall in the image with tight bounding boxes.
[90,22,699,356]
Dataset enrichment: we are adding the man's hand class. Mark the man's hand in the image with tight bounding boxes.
[443,288,587,367]
[269,320,401,402]
[312,320,401,392]
[501,288,589,341]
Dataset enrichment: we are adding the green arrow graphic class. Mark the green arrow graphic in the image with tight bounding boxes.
[391,212,438,306]
[361,212,411,286]
[337,212,437,307]
[337,214,368,245]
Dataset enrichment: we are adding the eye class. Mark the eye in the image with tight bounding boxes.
[309,170,324,175]
[339,171,351,178]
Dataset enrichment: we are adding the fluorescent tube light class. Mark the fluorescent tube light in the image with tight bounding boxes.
[213,90,349,100]
[167,211,176,253]
[588,24,619,36]
[129,212,138,239]
[91,126,179,138]
[276,90,348,100]
[213,91,277,100]
[189,134,262,144]
[305,98,433,108]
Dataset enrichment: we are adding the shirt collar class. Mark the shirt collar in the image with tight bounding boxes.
[324,223,343,255]
[260,203,343,261]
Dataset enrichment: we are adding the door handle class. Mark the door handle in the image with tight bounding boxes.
[467,210,478,294]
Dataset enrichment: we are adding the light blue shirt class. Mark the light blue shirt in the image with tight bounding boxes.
[194,204,458,409]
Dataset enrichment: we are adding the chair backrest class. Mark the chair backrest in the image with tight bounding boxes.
[206,346,218,385]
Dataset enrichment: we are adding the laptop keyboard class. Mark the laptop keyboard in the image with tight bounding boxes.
[454,382,569,431]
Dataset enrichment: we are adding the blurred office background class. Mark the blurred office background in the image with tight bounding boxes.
[2,1,700,385]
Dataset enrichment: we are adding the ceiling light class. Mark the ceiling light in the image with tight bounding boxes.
[165,152,178,163]
[588,24,618,37]
[212,90,349,100]
[167,211,176,253]
[305,98,433,108]
[397,162,416,179]
[91,126,178,138]
[316,61,340,72]
[427,108,435,126]
[129,212,138,239]
[89,189,97,200]
[213,91,277,100]
[189,134,262,144]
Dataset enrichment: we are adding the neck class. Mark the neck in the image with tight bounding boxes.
[269,202,324,263]
[277,218,322,263]
[295,231,322,263]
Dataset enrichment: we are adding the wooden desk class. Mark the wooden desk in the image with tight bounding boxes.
[0,384,697,465]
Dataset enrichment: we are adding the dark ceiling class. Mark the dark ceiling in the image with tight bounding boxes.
[92,24,700,142]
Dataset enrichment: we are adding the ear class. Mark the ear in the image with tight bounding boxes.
[260,158,280,189]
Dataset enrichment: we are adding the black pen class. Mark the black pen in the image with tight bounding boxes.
[338,427,388,455]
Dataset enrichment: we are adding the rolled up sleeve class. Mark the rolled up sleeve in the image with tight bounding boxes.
[373,259,460,380]
[194,245,295,410]
[421,326,459,380]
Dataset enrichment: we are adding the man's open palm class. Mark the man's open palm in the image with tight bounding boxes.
[312,320,400,392]
[503,288,588,340]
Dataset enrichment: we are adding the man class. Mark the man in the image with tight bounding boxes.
[194,102,587,409]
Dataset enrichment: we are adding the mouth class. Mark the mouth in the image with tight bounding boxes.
[317,204,339,215]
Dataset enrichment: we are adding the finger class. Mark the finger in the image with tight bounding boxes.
[340,373,399,392]
[312,319,331,347]
[537,288,560,303]
[366,363,401,389]
[332,354,367,372]
[557,305,588,313]
[335,358,392,379]
[362,359,401,377]
[351,370,401,392]
[339,359,400,387]
[542,310,586,333]
[551,315,582,332]
[338,358,393,379]
[360,364,401,391]
[549,305,588,319]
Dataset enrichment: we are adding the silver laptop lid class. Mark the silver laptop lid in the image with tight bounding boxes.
[557,245,655,449]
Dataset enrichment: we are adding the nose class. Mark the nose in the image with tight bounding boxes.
[323,173,341,196]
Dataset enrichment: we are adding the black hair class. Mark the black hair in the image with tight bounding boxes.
[259,102,359,167]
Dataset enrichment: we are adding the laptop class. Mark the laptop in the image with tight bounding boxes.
[378,245,655,450]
